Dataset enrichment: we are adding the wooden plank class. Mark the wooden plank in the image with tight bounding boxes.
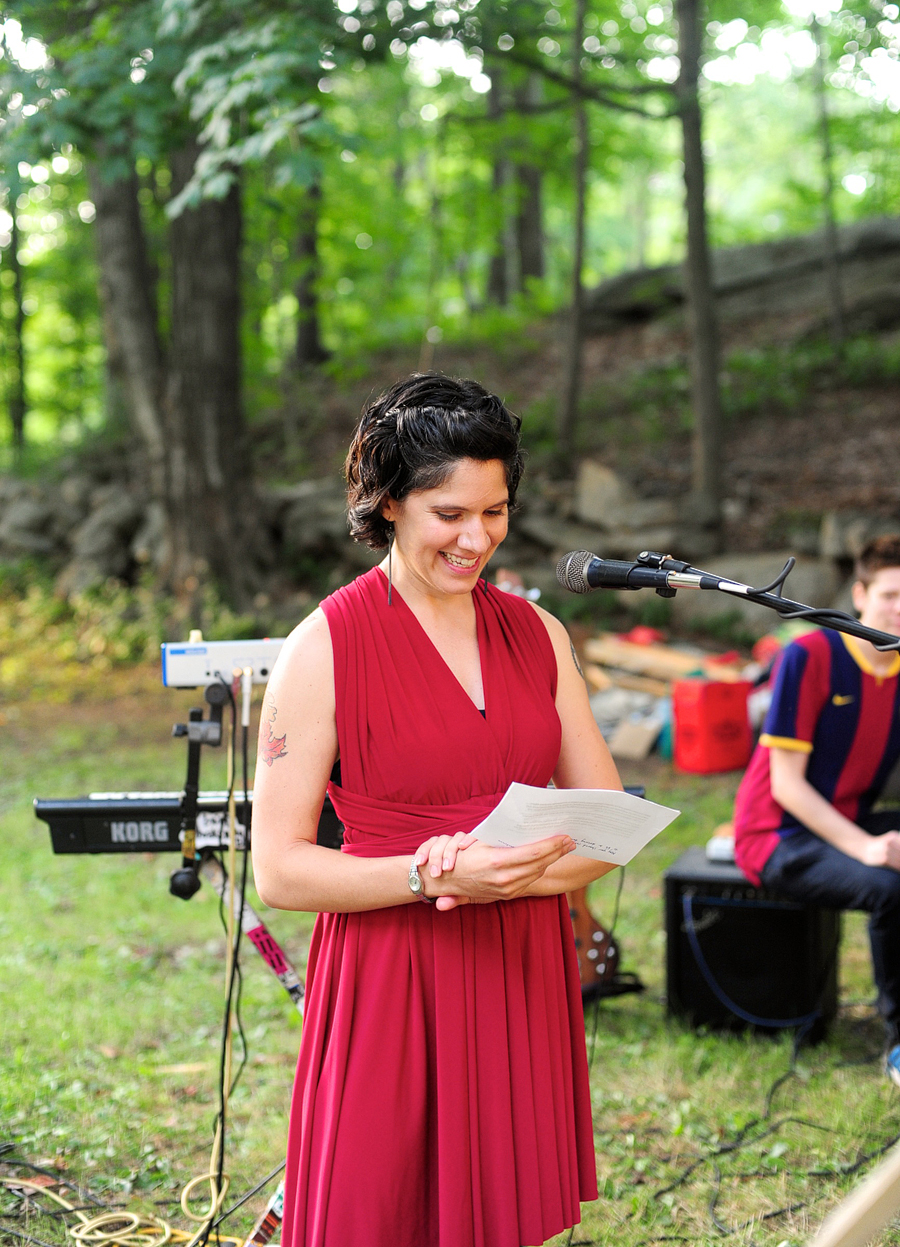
[584,635,744,683]
[585,663,670,697]
[584,663,613,692]
[609,672,672,697]
[607,718,661,760]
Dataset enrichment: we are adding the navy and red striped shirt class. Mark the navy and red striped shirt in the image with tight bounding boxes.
[734,629,900,885]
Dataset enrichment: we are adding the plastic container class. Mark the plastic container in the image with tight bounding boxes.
[672,679,753,774]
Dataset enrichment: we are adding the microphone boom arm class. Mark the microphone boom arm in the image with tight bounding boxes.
[576,549,900,654]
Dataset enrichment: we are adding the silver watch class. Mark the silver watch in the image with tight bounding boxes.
[408,857,436,903]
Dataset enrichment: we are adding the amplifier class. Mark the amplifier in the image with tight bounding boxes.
[664,847,840,1041]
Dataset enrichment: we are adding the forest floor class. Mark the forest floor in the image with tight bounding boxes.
[271,309,900,555]
[3,673,900,1247]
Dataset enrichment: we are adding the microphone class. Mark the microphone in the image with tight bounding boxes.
[556,550,721,595]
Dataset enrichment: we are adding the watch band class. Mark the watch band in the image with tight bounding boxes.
[408,857,436,903]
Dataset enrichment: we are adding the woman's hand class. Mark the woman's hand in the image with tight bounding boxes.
[414,831,478,880]
[413,834,577,911]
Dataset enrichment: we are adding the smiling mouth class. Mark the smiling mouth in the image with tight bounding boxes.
[440,551,479,570]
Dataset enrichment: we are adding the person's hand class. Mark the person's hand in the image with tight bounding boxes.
[861,830,900,871]
[414,834,577,910]
[414,831,478,881]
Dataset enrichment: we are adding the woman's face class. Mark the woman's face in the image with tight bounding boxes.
[382,458,509,598]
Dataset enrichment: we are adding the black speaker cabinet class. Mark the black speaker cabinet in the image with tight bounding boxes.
[665,847,840,1041]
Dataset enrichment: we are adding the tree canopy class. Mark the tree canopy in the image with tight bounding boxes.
[1,0,899,590]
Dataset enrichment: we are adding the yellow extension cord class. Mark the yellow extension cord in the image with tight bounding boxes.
[0,1175,241,1247]
[4,683,250,1247]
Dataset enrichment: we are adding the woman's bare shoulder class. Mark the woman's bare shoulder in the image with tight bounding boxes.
[527,600,569,647]
[269,607,334,689]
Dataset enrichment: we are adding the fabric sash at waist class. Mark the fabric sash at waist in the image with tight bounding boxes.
[328,782,506,858]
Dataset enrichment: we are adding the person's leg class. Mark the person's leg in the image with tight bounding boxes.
[860,811,900,1045]
[761,827,900,1045]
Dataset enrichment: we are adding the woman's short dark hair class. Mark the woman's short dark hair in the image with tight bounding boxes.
[345,373,524,549]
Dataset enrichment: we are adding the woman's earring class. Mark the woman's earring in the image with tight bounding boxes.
[387,528,394,606]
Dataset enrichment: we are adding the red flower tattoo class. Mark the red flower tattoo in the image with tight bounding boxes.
[262,727,288,767]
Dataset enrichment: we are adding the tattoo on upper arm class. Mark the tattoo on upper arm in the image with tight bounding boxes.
[260,690,288,767]
[569,639,585,680]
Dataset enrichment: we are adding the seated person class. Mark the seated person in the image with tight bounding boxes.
[734,536,900,1080]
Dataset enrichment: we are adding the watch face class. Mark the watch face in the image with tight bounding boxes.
[408,863,423,895]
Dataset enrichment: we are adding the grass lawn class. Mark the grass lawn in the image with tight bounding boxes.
[2,672,899,1247]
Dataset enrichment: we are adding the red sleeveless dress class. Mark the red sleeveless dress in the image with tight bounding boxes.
[280,568,598,1247]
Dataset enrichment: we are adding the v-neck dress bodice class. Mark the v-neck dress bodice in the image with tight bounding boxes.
[280,567,598,1247]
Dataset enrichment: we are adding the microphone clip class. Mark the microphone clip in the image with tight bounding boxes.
[635,550,685,597]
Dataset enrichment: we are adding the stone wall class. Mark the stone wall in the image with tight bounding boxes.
[2,460,896,628]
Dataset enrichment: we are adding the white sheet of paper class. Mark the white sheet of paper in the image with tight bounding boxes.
[472,784,679,865]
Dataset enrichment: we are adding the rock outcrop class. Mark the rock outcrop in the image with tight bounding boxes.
[583,216,900,337]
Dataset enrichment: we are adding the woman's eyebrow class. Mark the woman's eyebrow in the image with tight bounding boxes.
[428,497,510,510]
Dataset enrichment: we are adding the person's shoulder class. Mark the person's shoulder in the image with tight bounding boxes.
[526,599,568,646]
[782,628,827,652]
[780,629,831,667]
[488,589,566,644]
[270,608,333,683]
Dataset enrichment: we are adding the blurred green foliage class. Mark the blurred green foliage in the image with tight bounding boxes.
[0,0,898,467]
[0,561,277,701]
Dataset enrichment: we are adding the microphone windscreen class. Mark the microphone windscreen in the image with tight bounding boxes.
[556,550,595,594]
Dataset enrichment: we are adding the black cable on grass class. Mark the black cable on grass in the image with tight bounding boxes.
[653,1114,836,1200]
[0,1221,61,1247]
[634,1237,694,1245]
[808,1130,900,1181]
[653,1025,816,1200]
[210,1161,285,1231]
[648,1033,900,1239]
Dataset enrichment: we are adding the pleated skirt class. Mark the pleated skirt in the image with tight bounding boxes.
[280,895,598,1247]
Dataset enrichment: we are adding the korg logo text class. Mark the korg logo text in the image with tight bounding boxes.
[110,820,171,844]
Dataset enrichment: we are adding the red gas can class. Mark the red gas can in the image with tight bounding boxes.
[672,679,753,774]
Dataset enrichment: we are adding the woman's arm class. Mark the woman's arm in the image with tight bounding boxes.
[251,609,575,912]
[252,609,426,912]
[769,747,900,870]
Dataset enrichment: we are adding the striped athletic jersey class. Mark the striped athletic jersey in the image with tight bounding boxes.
[734,628,900,885]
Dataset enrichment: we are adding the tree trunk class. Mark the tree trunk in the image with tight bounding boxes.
[515,164,544,286]
[633,165,650,270]
[486,75,510,306]
[556,0,588,466]
[813,17,845,351]
[675,0,723,541]
[87,163,166,498]
[514,76,545,287]
[295,178,330,367]
[166,143,259,603]
[6,183,27,460]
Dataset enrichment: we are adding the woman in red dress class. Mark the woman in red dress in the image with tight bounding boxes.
[251,374,623,1247]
